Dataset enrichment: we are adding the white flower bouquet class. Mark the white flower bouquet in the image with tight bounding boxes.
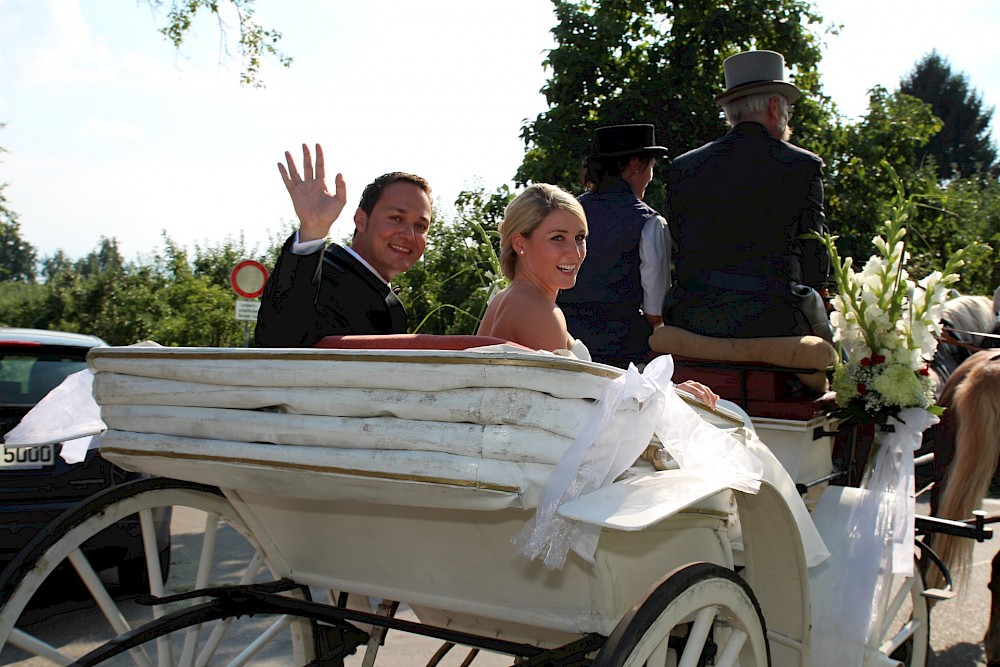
[813,181,975,427]
[810,177,981,662]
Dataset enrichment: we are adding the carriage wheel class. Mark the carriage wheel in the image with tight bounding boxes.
[592,562,770,667]
[872,560,929,667]
[0,477,316,666]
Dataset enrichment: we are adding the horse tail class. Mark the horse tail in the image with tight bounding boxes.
[930,352,1000,591]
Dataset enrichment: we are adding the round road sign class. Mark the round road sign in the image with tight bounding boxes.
[230,260,269,299]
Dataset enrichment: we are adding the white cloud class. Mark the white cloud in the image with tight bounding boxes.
[18,0,117,85]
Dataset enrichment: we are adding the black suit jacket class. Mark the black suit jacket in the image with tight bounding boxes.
[255,237,407,347]
[662,122,829,338]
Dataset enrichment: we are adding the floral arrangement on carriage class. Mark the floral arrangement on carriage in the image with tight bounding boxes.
[816,197,971,433]
[810,170,983,663]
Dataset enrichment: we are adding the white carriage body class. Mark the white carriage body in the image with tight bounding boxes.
[87,346,818,662]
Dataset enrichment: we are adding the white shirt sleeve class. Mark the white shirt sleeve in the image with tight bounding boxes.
[639,214,670,316]
[290,230,327,255]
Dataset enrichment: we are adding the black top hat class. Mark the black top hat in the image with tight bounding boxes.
[590,124,668,159]
[714,50,801,106]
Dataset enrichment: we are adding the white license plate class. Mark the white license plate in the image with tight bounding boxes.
[0,444,55,469]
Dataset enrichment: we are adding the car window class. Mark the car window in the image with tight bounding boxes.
[0,354,87,405]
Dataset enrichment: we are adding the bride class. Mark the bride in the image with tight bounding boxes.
[477,183,717,407]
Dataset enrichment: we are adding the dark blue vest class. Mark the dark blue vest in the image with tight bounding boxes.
[558,179,655,307]
[557,179,659,367]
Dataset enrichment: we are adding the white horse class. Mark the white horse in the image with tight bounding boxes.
[929,295,997,399]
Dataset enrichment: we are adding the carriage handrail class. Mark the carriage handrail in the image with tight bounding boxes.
[916,510,995,542]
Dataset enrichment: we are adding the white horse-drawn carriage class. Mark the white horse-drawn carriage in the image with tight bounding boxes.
[0,334,987,666]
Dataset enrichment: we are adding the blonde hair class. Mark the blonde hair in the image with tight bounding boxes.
[498,184,587,281]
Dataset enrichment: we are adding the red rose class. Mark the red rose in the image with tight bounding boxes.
[872,353,886,365]
[860,357,871,367]
[919,366,930,376]
[857,383,868,395]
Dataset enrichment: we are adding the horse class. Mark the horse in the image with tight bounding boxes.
[921,294,1000,665]
[922,350,1000,664]
[925,295,1000,509]
[929,294,997,400]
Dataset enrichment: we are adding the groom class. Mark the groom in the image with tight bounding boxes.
[255,143,433,347]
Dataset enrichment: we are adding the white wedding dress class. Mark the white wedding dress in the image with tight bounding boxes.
[553,338,592,362]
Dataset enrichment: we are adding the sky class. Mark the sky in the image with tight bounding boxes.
[1,0,999,262]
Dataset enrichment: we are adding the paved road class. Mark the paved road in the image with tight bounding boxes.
[924,497,998,666]
[2,498,996,666]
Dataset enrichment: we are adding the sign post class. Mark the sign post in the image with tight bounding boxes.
[230,260,269,347]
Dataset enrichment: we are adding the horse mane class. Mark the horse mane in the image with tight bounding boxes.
[928,350,1000,591]
[930,295,997,398]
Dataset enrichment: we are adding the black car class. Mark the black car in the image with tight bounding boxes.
[0,328,170,589]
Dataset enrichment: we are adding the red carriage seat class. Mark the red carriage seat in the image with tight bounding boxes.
[669,357,837,420]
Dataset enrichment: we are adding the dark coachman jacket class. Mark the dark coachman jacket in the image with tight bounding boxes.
[255,236,406,347]
[662,122,830,338]
[557,179,661,368]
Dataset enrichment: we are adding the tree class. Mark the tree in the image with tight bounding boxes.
[517,0,827,211]
[149,0,292,87]
[810,86,942,262]
[900,51,998,180]
[0,208,36,284]
[150,238,246,347]
[0,125,37,283]
[515,1,988,296]
[911,177,1000,295]
[0,233,274,346]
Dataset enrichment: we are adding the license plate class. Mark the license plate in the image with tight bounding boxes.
[0,444,55,469]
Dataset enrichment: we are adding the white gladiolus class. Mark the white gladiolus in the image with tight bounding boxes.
[818,186,974,424]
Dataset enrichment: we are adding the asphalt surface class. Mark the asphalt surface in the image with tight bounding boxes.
[923,497,998,666]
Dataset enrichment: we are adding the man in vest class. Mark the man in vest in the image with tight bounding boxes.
[557,124,671,368]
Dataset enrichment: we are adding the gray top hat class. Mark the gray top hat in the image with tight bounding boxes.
[590,124,668,159]
[714,50,801,106]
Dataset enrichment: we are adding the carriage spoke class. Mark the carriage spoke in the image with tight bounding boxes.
[237,546,268,583]
[138,508,166,597]
[192,548,270,663]
[176,510,222,667]
[222,614,295,667]
[133,508,176,666]
[715,628,748,667]
[8,627,75,665]
[197,510,222,587]
[68,547,128,634]
[879,618,920,656]
[678,606,716,667]
[68,547,155,667]
[878,573,915,641]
